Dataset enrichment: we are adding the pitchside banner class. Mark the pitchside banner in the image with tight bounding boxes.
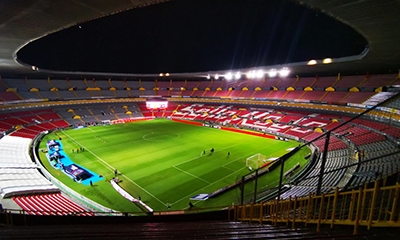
[110,180,153,212]
[190,194,209,201]
[202,124,221,129]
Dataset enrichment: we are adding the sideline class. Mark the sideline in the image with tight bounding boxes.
[61,130,166,207]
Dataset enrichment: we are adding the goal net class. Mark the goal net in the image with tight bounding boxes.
[246,153,266,170]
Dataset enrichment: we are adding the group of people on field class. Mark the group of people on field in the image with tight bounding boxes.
[201,148,230,157]
[72,147,85,153]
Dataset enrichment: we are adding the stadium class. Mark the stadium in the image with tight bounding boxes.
[1,0,400,238]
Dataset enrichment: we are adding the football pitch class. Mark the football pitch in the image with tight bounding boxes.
[38,119,310,213]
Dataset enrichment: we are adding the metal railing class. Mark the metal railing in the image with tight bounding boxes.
[234,180,400,234]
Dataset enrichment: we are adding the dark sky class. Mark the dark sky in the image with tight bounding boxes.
[17,0,367,74]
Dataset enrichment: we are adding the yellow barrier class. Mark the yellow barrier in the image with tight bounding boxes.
[235,180,400,234]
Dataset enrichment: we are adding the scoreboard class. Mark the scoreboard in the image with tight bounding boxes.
[146,99,168,109]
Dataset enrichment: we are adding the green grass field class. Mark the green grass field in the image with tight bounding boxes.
[38,119,310,213]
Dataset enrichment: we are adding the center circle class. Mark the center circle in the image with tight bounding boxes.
[143,132,180,141]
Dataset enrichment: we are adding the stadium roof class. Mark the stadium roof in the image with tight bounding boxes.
[0,0,399,78]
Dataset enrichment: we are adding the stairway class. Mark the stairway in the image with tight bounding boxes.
[0,219,391,239]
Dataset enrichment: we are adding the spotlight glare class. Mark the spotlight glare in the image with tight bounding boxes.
[279,68,290,77]
[206,74,210,79]
[225,72,233,80]
[246,70,255,79]
[235,71,241,80]
[307,60,317,65]
[268,69,277,78]
[256,70,264,78]
[215,74,219,80]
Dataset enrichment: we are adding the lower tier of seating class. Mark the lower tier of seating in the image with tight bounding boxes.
[12,193,94,216]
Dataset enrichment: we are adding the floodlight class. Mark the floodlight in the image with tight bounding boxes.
[206,74,210,79]
[165,73,170,76]
[322,58,332,64]
[235,72,241,80]
[307,60,317,65]
[215,74,219,79]
[279,68,290,77]
[256,70,264,78]
[268,69,277,78]
[225,72,233,80]
[159,73,164,77]
[246,70,255,79]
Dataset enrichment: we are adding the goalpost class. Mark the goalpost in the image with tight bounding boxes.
[246,153,266,170]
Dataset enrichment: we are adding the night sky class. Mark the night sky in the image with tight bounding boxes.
[17,0,367,74]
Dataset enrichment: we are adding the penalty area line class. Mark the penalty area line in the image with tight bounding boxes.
[173,166,210,184]
[61,130,167,206]
[171,165,248,206]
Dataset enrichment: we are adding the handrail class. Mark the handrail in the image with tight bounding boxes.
[235,180,400,234]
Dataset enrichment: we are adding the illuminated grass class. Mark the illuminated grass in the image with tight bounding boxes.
[39,119,310,212]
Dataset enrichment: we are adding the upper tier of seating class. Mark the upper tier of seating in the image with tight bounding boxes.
[1,73,398,104]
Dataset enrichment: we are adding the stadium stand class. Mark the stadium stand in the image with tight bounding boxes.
[0,80,399,237]
[335,75,367,89]
[168,97,400,200]
[0,136,58,197]
[1,0,400,237]
[12,193,94,216]
[1,74,384,104]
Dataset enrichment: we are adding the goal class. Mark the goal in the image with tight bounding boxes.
[246,153,266,170]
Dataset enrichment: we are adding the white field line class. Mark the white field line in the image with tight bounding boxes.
[177,141,291,208]
[171,165,247,206]
[61,130,166,206]
[221,156,244,168]
[62,130,115,171]
[173,166,210,184]
[89,137,146,152]
[142,133,181,141]
[87,132,180,152]
[173,142,242,168]
[157,139,246,206]
[169,142,246,206]
[88,132,157,152]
